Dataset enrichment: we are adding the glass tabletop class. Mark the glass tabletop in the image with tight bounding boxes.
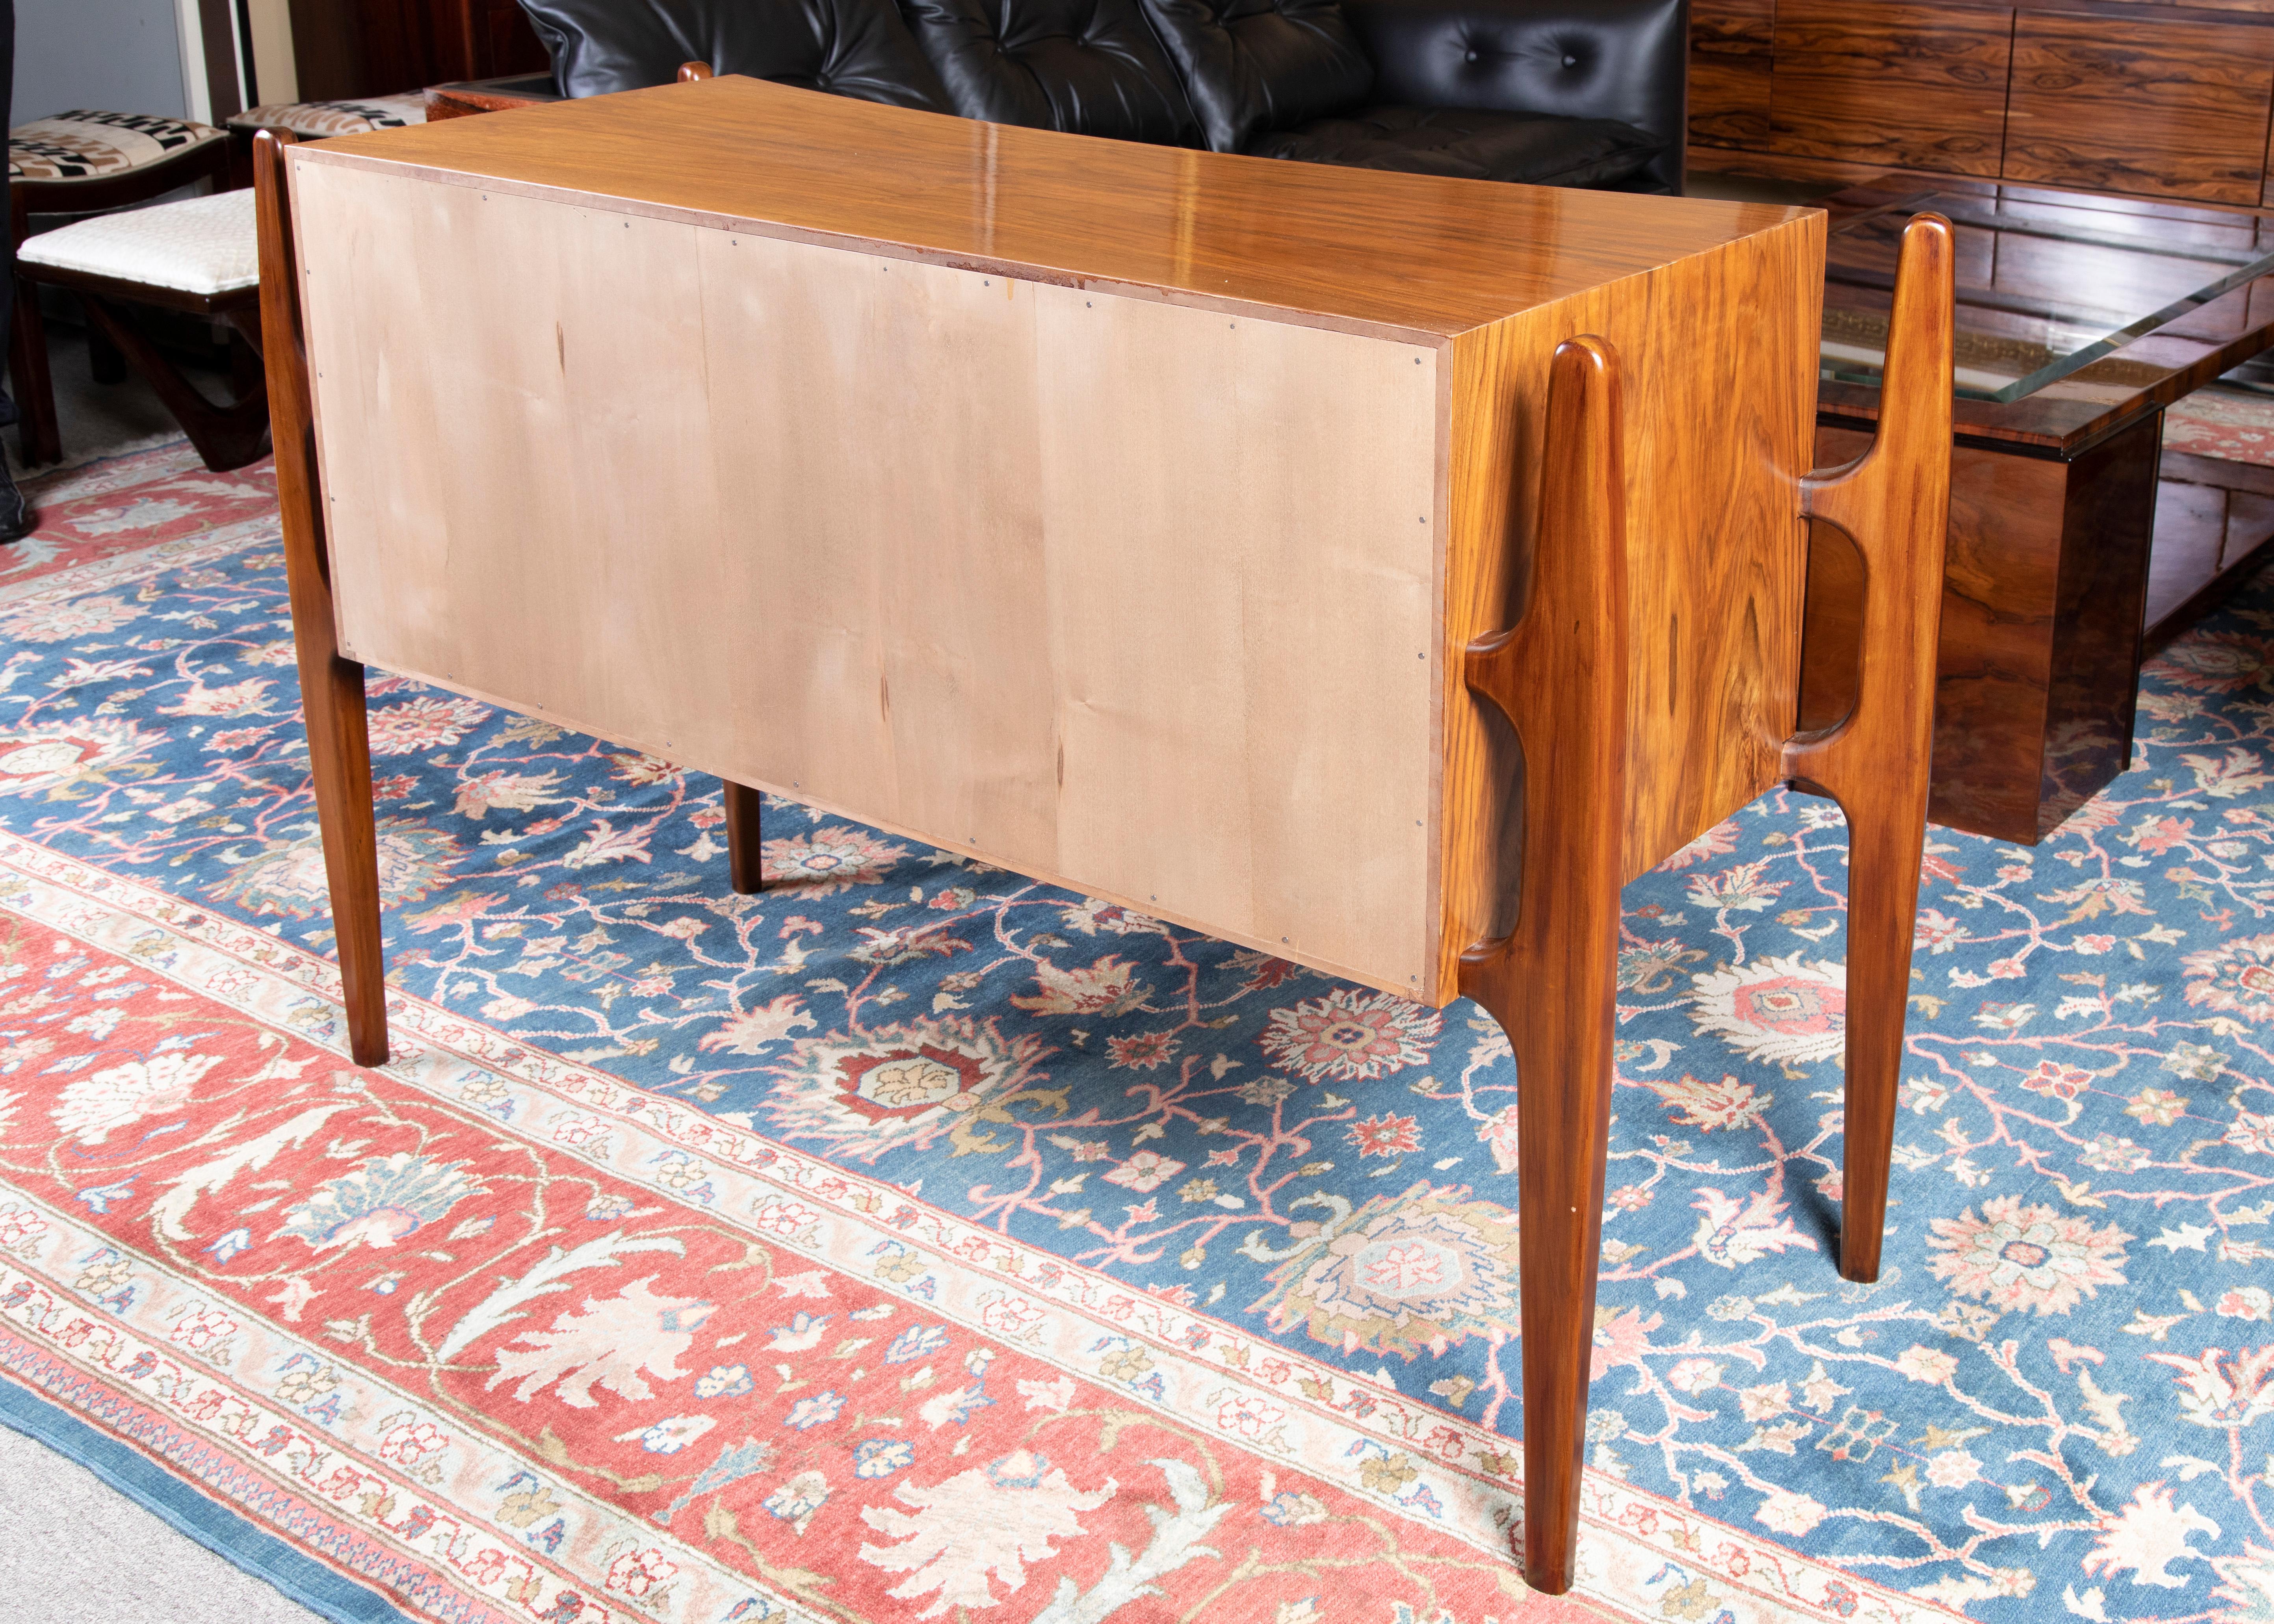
[1822,184,2274,404]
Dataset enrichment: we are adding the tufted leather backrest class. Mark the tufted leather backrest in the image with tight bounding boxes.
[901,0,1201,143]
[1341,0,1687,191]
[1136,0,1373,155]
[518,0,955,111]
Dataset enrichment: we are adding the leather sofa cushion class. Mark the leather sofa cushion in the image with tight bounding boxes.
[1137,0,1372,154]
[902,0,1200,143]
[1247,104,1663,187]
[1341,0,1688,191]
[519,0,954,111]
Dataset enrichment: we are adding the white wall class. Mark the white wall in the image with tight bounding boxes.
[17,0,190,124]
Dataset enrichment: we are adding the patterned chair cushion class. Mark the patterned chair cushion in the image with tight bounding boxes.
[17,189,257,298]
[9,109,226,182]
[227,94,427,139]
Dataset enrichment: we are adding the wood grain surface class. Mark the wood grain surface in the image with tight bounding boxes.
[2005,12,2274,203]
[1431,211,1824,995]
[725,780,763,895]
[1690,0,1776,148]
[2146,456,2274,648]
[1459,336,1631,1597]
[1768,2,2015,176]
[1802,411,2162,844]
[1694,3,2274,208]
[256,130,391,1067]
[305,74,1811,343]
[1786,215,1955,1281]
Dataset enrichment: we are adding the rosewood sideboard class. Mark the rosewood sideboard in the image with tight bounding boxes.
[252,80,1953,1593]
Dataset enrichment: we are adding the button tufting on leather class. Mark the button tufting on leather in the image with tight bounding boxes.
[1463,48,1477,62]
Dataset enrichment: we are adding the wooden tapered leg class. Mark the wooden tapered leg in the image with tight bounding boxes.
[1786,215,1956,1281]
[85,304,127,385]
[8,278,60,467]
[1462,336,1631,1595]
[256,130,390,1067]
[725,780,764,894]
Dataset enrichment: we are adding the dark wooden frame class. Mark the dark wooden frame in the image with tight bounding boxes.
[17,262,269,471]
[257,121,1953,1592]
[10,135,239,468]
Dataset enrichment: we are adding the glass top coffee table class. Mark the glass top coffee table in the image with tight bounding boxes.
[1802,178,2274,844]
[1821,182,2274,410]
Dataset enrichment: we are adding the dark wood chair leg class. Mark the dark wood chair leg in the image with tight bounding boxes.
[7,278,60,467]
[724,780,764,894]
[85,301,127,384]
[80,295,271,472]
[1462,335,1631,1596]
[257,130,389,1067]
[1785,215,1956,1282]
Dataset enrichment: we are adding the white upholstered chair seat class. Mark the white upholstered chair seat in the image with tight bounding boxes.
[228,94,427,139]
[18,189,259,299]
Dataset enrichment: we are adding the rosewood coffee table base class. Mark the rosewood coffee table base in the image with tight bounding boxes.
[2147,447,2274,660]
[1803,414,2159,845]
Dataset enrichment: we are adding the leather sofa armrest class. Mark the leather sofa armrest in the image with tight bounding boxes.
[1341,0,1688,192]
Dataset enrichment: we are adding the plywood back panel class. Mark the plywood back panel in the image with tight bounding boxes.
[295,160,1443,998]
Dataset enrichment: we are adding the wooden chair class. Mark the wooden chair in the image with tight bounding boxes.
[14,188,268,471]
[253,112,1955,1593]
[8,110,237,466]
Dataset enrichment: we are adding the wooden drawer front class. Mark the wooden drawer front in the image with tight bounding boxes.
[1690,0,1776,147]
[2005,14,2274,204]
[1769,2,2013,176]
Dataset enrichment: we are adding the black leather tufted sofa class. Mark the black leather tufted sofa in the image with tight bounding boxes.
[517,0,1689,194]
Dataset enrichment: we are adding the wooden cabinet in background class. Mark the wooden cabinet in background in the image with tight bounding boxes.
[287,0,551,104]
[2005,14,2274,206]
[1691,0,2274,210]
[1767,1,2012,177]
[1690,0,1776,146]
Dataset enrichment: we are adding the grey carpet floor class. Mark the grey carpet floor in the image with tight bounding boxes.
[0,1422,331,1623]
[0,318,329,1623]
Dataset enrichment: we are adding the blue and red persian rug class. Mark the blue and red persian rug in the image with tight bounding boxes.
[0,439,2270,1624]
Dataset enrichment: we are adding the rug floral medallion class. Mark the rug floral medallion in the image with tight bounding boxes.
[0,442,2270,1624]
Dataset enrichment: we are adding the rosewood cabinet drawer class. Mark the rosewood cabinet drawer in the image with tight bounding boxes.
[2004,12,2274,206]
[1689,0,1776,147]
[1766,0,2012,176]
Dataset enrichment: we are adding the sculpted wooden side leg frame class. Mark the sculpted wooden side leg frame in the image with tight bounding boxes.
[1786,215,1956,1282]
[256,130,390,1067]
[1461,336,1630,1597]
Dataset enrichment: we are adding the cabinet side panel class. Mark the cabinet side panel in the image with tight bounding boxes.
[1612,213,1821,874]
[298,164,1440,995]
[1436,214,1822,995]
